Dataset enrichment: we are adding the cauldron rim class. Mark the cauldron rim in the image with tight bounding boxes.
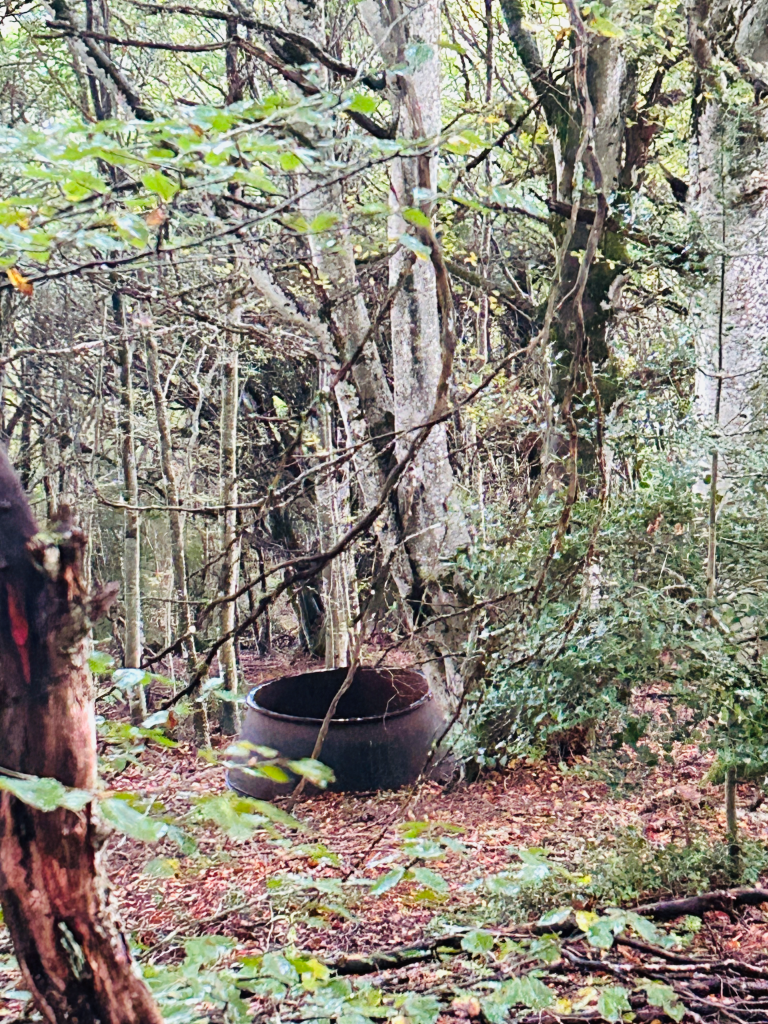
[245,668,432,725]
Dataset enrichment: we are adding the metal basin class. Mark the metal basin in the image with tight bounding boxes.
[227,667,445,799]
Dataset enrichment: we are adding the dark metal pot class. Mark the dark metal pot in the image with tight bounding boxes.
[227,667,445,799]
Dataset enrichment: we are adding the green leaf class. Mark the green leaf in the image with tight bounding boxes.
[112,668,151,691]
[88,651,115,675]
[193,793,272,840]
[529,934,562,963]
[143,857,180,878]
[370,866,405,895]
[412,867,448,893]
[286,758,335,787]
[243,798,304,830]
[141,169,178,201]
[537,906,572,926]
[295,842,340,865]
[590,13,624,37]
[461,929,495,953]
[402,838,444,859]
[347,93,377,115]
[141,710,170,729]
[260,952,299,983]
[403,207,432,229]
[0,775,92,813]
[399,232,432,260]
[597,986,632,1022]
[400,993,441,1024]
[183,935,235,967]
[257,764,291,783]
[309,212,338,233]
[622,909,675,948]
[101,796,167,842]
[112,214,149,248]
[279,151,302,171]
[482,975,555,1022]
[586,916,620,949]
[640,981,684,1022]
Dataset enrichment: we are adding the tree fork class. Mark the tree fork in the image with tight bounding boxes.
[0,449,163,1024]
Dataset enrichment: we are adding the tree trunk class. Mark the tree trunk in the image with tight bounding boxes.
[689,0,768,442]
[218,340,240,734]
[499,1,634,395]
[143,322,205,738]
[359,0,469,582]
[359,0,471,711]
[115,293,146,724]
[686,0,768,874]
[0,448,163,1024]
[276,0,411,613]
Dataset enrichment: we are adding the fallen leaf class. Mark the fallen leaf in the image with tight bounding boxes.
[6,267,33,297]
[452,996,481,1017]
[145,207,167,227]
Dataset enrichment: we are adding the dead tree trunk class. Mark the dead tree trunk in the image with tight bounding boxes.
[0,448,163,1024]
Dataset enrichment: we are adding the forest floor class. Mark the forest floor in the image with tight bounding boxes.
[1,654,768,1021]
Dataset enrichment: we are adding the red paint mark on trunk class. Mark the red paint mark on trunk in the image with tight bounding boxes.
[6,585,31,684]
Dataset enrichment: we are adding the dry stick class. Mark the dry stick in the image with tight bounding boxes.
[289,658,358,804]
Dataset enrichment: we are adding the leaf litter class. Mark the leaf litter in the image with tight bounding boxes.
[0,671,767,1021]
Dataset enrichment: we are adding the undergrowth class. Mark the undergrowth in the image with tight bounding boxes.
[455,829,768,927]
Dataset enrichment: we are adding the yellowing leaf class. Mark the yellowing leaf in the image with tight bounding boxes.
[6,267,33,297]
[575,909,599,932]
[280,151,302,171]
[403,207,432,229]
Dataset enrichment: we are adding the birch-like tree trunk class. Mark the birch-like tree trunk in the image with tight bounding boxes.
[687,0,768,869]
[358,0,472,711]
[143,323,207,742]
[115,294,146,723]
[689,0,768,441]
[279,0,393,663]
[359,0,469,580]
[218,339,240,732]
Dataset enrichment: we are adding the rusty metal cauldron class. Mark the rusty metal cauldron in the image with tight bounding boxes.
[226,667,445,799]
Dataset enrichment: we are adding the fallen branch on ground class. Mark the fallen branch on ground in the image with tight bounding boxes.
[634,887,768,922]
